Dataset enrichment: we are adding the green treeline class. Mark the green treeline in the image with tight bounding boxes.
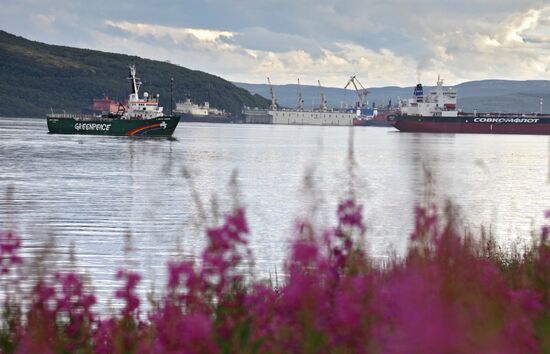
[0,30,269,117]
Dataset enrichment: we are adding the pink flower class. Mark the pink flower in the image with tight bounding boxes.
[115,269,141,317]
[0,231,22,274]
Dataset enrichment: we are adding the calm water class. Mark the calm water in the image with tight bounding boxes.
[1,117,549,307]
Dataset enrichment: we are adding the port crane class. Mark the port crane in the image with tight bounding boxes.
[344,76,369,108]
[297,78,305,110]
[267,77,278,110]
[318,80,328,112]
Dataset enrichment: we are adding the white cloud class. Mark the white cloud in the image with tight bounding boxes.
[104,21,235,49]
[423,6,550,82]
[92,21,418,87]
[1,1,550,86]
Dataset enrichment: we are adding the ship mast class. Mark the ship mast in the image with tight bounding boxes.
[344,75,368,108]
[267,77,278,110]
[170,77,174,116]
[297,78,305,111]
[318,80,328,112]
[128,65,141,98]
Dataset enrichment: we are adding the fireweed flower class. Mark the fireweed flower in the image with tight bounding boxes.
[165,260,206,310]
[150,308,216,353]
[18,272,96,353]
[329,199,367,271]
[3,201,550,352]
[0,231,22,274]
[54,273,96,331]
[115,269,141,317]
[201,208,250,295]
[410,204,438,244]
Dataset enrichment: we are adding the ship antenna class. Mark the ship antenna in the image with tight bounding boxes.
[128,65,140,95]
[297,78,304,110]
[267,77,277,110]
[170,77,174,116]
[318,80,327,112]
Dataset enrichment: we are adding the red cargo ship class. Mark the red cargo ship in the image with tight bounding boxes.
[391,78,550,135]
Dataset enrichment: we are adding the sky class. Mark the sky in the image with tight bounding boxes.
[1,0,550,87]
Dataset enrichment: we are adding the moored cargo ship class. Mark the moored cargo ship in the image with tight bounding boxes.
[243,78,356,126]
[244,109,356,126]
[47,65,180,136]
[391,78,550,134]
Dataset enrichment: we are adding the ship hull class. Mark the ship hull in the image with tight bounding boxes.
[47,115,180,136]
[353,110,395,127]
[179,113,233,124]
[353,119,392,127]
[244,109,355,126]
[392,115,550,135]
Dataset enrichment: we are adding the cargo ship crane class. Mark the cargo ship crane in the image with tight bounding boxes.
[297,78,305,111]
[318,80,328,112]
[344,75,369,108]
[267,77,278,110]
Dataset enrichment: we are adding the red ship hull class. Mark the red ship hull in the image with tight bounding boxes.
[392,115,550,135]
[353,110,396,127]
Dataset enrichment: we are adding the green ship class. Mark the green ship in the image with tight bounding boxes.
[47,65,180,136]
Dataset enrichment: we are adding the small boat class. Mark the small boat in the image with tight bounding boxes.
[47,65,180,136]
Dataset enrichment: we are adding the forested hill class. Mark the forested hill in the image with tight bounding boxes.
[0,30,269,117]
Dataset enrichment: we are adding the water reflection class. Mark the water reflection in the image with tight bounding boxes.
[0,118,549,309]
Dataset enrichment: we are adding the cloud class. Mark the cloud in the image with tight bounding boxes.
[89,21,418,87]
[0,1,549,86]
[104,21,234,44]
[423,6,550,81]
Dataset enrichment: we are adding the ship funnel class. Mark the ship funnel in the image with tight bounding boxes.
[414,84,424,103]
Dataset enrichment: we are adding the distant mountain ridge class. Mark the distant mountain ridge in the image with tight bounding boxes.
[0,30,270,117]
[235,80,550,114]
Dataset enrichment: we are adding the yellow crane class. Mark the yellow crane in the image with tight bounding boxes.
[344,75,369,108]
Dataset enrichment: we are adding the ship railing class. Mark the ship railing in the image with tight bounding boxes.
[47,113,97,119]
[46,113,116,121]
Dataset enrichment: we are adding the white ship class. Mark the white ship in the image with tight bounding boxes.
[174,97,226,116]
[243,78,356,126]
[398,76,458,117]
[174,96,231,123]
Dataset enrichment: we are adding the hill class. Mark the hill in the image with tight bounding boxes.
[0,30,270,117]
[235,80,550,114]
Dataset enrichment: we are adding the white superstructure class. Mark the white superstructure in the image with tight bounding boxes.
[123,65,165,119]
[174,98,225,116]
[399,77,458,117]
